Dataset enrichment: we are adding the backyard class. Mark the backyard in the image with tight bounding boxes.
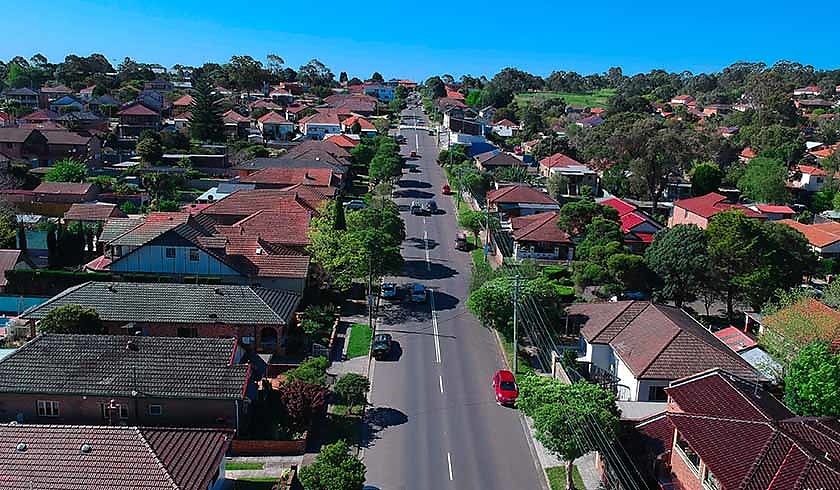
[515,89,616,108]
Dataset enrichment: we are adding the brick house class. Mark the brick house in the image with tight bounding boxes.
[667,192,765,229]
[117,103,161,139]
[510,212,574,262]
[539,153,599,196]
[599,197,663,253]
[0,424,232,490]
[20,282,300,353]
[0,128,48,162]
[41,129,102,166]
[63,202,127,225]
[632,369,840,490]
[0,334,256,431]
[487,184,561,219]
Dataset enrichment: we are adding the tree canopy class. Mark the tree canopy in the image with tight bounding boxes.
[298,441,366,490]
[645,225,710,307]
[43,159,87,183]
[38,304,103,334]
[784,341,840,418]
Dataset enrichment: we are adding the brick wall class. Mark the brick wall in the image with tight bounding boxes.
[230,434,308,456]
[668,445,705,490]
[102,321,285,354]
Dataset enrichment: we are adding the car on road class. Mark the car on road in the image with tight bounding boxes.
[395,134,406,144]
[441,184,451,194]
[410,283,428,303]
[344,199,367,211]
[492,370,519,406]
[455,232,470,251]
[410,150,417,158]
[371,334,393,360]
[410,201,423,215]
[381,282,398,299]
[423,200,438,214]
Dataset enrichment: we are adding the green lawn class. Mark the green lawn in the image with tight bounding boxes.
[346,322,372,359]
[546,465,586,490]
[515,89,616,108]
[226,462,265,471]
[499,334,535,376]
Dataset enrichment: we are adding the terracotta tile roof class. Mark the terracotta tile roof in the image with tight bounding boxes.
[40,84,73,94]
[777,219,840,248]
[810,145,837,159]
[741,147,757,158]
[21,109,59,122]
[239,167,336,187]
[225,237,310,279]
[754,204,795,214]
[118,103,158,116]
[106,212,191,247]
[798,164,827,176]
[64,202,126,221]
[494,118,518,127]
[217,209,312,247]
[674,192,764,220]
[22,281,300,325]
[223,109,250,124]
[762,297,840,352]
[172,94,194,106]
[714,326,758,353]
[342,115,376,130]
[258,111,291,124]
[40,129,93,145]
[200,189,323,219]
[325,134,360,148]
[33,182,94,196]
[569,302,761,380]
[511,212,571,244]
[0,334,249,400]
[0,128,37,143]
[286,139,351,159]
[300,111,341,126]
[0,424,232,490]
[487,184,559,206]
[0,249,22,287]
[540,152,585,169]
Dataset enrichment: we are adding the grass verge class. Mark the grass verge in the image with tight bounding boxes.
[499,334,536,376]
[346,322,372,359]
[226,462,265,471]
[546,465,586,490]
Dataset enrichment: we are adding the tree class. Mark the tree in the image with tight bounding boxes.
[136,132,163,164]
[226,55,266,92]
[738,156,789,203]
[284,357,330,386]
[645,225,710,307]
[38,304,103,334]
[280,378,328,431]
[333,373,370,410]
[557,200,619,236]
[370,72,384,83]
[518,376,620,490]
[189,75,225,142]
[43,158,87,183]
[784,341,840,417]
[298,440,366,490]
[298,59,334,88]
[458,209,485,243]
[690,162,723,196]
[546,173,570,201]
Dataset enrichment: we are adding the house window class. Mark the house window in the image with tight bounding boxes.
[177,327,199,338]
[703,467,722,490]
[674,430,701,475]
[100,403,129,420]
[188,248,199,262]
[36,400,60,417]
[148,404,163,416]
[165,247,176,259]
[113,245,122,257]
[647,385,668,402]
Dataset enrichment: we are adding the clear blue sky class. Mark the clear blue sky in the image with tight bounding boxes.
[3,0,838,82]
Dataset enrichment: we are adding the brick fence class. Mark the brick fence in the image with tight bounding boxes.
[229,434,308,456]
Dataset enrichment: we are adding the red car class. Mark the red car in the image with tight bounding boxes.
[492,370,519,405]
[442,184,451,194]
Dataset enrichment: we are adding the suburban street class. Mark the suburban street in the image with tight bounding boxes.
[363,107,547,490]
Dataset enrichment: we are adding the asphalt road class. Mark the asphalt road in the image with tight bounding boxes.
[362,108,547,490]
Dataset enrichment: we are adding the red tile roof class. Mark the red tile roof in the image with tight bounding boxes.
[494,118,518,127]
[778,219,840,248]
[172,94,194,106]
[21,110,59,122]
[741,147,757,159]
[325,134,359,148]
[34,182,94,196]
[446,89,465,100]
[223,109,250,124]
[601,197,662,241]
[64,203,126,221]
[342,115,375,130]
[0,424,232,490]
[487,185,559,206]
[240,167,336,187]
[300,111,341,126]
[798,164,827,176]
[258,111,291,124]
[714,326,758,353]
[217,209,312,247]
[754,204,795,215]
[539,152,584,169]
[762,297,840,352]
[511,212,571,244]
[200,189,323,219]
[569,302,761,380]
[674,192,764,220]
[118,103,158,116]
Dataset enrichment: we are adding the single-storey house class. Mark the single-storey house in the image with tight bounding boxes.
[599,197,663,252]
[474,150,524,172]
[511,212,573,262]
[257,111,294,141]
[487,184,561,219]
[667,192,765,229]
[777,219,840,257]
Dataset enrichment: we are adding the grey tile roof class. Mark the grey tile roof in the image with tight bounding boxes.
[99,217,145,243]
[0,334,248,399]
[21,282,301,325]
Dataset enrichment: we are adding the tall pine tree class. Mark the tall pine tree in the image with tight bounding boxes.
[189,76,225,142]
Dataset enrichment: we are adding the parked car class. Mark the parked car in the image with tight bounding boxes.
[410,201,423,215]
[410,150,417,158]
[442,184,451,194]
[344,199,367,211]
[371,334,393,360]
[492,370,519,406]
[381,282,398,299]
[455,232,470,251]
[423,200,438,214]
[410,283,427,303]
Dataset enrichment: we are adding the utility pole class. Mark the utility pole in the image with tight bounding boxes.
[512,275,520,374]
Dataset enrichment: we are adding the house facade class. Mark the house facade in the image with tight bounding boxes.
[117,103,161,139]
[511,212,574,262]
[539,153,599,196]
[258,111,295,140]
[487,184,561,219]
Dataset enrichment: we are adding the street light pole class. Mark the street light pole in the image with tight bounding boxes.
[512,274,520,374]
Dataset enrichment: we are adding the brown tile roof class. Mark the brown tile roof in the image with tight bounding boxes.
[487,184,559,206]
[539,152,584,168]
[33,182,94,196]
[172,94,194,106]
[64,202,126,221]
[673,192,764,220]
[0,128,36,143]
[258,111,291,124]
[287,139,351,159]
[217,209,312,247]
[118,104,158,116]
[223,109,250,124]
[0,424,232,490]
[569,301,761,380]
[41,129,92,145]
[300,111,341,126]
[475,151,523,167]
[511,212,571,244]
[241,167,337,187]
[199,189,323,219]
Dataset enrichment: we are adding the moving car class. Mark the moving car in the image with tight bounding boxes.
[371,334,393,360]
[492,370,519,406]
[381,282,398,299]
[442,184,451,194]
[410,283,428,303]
[410,201,423,215]
[423,200,438,214]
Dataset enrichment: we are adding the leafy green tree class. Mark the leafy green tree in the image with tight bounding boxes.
[557,200,619,236]
[38,304,104,334]
[284,356,329,386]
[298,441,366,490]
[518,376,620,490]
[333,373,370,410]
[467,275,561,339]
[645,225,710,307]
[43,158,88,183]
[189,75,225,142]
[690,162,723,196]
[784,341,840,417]
[546,173,570,201]
[458,209,485,243]
[738,156,789,203]
[136,131,163,164]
